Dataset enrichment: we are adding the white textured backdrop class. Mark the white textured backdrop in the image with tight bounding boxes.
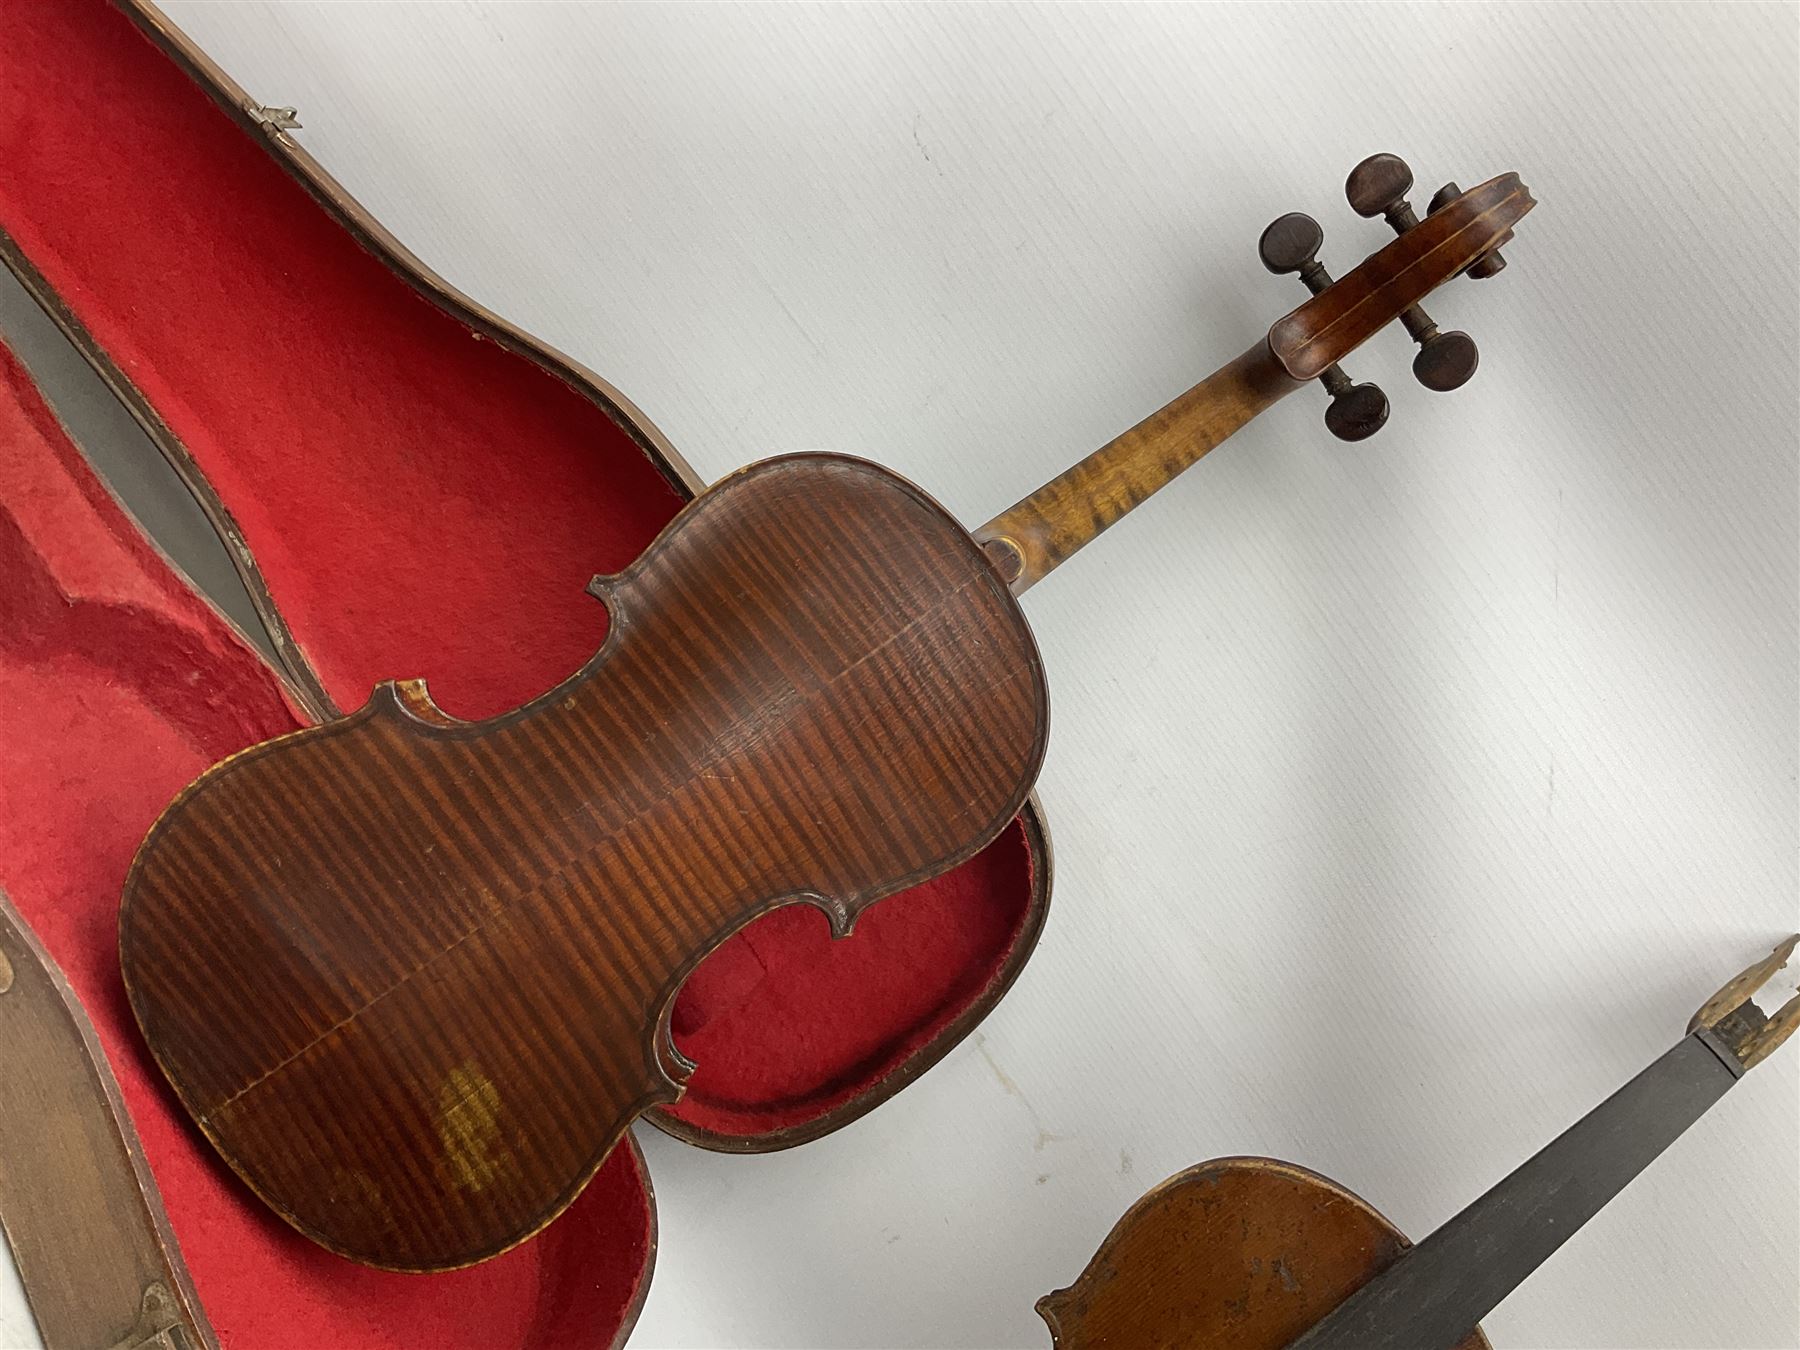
[12,3,1799,1347]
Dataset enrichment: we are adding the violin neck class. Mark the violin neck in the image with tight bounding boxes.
[973,341,1302,594]
[1286,1027,1753,1350]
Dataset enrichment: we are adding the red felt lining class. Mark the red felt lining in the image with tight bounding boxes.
[0,0,1038,1149]
[0,339,653,1349]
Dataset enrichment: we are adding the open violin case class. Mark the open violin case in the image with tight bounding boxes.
[0,1,1052,1344]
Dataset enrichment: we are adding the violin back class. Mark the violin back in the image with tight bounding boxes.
[120,453,1048,1271]
[1038,1158,1491,1350]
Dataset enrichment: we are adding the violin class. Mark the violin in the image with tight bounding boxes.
[1038,936,1800,1350]
[119,155,1533,1272]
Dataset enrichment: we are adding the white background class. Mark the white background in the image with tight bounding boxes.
[7,3,1797,1347]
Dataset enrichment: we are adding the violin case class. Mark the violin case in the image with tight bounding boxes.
[0,1,1051,1344]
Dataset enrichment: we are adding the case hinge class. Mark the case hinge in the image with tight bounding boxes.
[248,103,301,132]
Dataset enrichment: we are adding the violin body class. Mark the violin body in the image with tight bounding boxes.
[1037,1159,1489,1350]
[119,453,1048,1270]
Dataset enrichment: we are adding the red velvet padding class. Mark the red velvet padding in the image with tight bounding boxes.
[0,340,654,1349]
[667,829,1032,1135]
[0,0,1034,1143]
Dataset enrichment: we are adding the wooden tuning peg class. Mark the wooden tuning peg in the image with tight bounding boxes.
[1345,153,1479,392]
[1258,211,1389,442]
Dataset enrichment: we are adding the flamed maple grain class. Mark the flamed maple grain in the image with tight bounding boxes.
[120,455,1048,1271]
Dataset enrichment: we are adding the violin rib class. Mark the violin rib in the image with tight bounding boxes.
[119,453,1048,1271]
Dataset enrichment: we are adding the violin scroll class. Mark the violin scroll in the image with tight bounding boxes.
[1264,158,1533,409]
